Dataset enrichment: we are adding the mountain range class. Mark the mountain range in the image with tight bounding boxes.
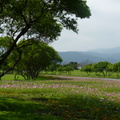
[58,46,120,64]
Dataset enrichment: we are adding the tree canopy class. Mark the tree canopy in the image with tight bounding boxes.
[0,0,91,77]
[4,40,62,79]
[92,61,111,76]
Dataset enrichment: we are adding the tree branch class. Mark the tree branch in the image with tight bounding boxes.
[0,49,22,78]
[0,23,31,65]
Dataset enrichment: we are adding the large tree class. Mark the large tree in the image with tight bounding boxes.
[6,40,62,79]
[0,0,91,77]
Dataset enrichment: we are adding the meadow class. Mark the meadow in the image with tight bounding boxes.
[43,70,120,79]
[0,74,120,120]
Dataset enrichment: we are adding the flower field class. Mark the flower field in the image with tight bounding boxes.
[0,75,120,120]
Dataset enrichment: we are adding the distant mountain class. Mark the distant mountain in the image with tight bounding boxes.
[89,46,120,54]
[58,47,120,64]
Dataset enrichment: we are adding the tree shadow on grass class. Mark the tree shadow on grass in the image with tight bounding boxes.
[52,95,120,120]
[32,95,120,120]
[36,75,72,81]
[0,97,62,120]
[0,95,120,120]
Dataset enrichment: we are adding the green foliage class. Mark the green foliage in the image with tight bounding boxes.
[113,62,120,77]
[0,37,15,72]
[81,64,92,75]
[46,60,120,78]
[56,66,64,73]
[63,66,74,74]
[92,61,112,76]
[80,61,120,78]
[46,64,61,74]
[55,65,74,75]
[106,63,113,76]
[65,62,79,70]
[0,0,91,36]
[0,37,14,55]
[46,62,78,74]
[0,0,91,77]
[11,40,62,79]
[113,62,120,72]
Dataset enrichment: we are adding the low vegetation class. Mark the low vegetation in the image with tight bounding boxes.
[44,61,120,79]
[0,74,120,120]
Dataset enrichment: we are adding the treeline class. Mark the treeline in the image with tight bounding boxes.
[46,61,120,78]
[46,62,79,74]
[81,61,120,77]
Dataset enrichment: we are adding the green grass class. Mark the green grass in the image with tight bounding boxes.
[42,70,120,79]
[1,74,63,81]
[0,74,120,120]
[1,74,15,81]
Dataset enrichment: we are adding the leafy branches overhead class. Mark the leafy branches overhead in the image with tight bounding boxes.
[0,0,91,77]
[0,0,91,38]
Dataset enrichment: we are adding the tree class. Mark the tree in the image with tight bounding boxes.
[0,36,22,77]
[92,61,111,76]
[10,40,62,79]
[56,66,64,74]
[106,63,113,76]
[65,62,79,70]
[64,66,74,74]
[81,64,92,75]
[0,0,91,77]
[46,63,61,74]
[113,62,120,78]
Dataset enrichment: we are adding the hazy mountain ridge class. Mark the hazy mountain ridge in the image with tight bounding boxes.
[89,46,120,54]
[58,47,120,64]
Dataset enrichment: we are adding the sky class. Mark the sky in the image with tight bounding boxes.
[50,0,120,52]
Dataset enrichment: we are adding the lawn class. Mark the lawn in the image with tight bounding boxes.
[0,74,120,120]
[42,70,120,79]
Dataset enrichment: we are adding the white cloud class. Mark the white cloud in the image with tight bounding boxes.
[50,0,120,52]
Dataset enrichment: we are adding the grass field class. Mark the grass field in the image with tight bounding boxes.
[42,70,120,79]
[0,74,120,120]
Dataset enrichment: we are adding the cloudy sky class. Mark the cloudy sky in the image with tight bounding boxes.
[50,0,120,52]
